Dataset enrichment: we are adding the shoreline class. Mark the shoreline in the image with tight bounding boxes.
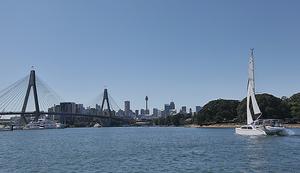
[185,123,300,128]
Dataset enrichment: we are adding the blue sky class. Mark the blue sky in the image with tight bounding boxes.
[0,0,300,111]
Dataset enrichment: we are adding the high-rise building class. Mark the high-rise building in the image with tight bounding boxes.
[181,106,187,114]
[163,104,171,117]
[140,109,145,115]
[153,108,160,117]
[76,104,84,114]
[60,102,76,113]
[116,109,125,117]
[60,102,76,124]
[135,110,139,116]
[145,109,150,115]
[170,102,175,110]
[125,101,130,112]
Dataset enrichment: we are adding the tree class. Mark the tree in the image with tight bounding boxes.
[194,99,240,125]
[288,93,300,119]
[237,93,291,122]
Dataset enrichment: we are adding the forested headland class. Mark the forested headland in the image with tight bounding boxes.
[153,93,300,126]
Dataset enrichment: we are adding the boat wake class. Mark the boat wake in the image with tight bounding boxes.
[285,129,296,136]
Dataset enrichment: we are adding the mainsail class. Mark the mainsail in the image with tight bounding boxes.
[247,49,262,125]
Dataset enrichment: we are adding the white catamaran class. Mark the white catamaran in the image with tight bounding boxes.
[235,49,288,136]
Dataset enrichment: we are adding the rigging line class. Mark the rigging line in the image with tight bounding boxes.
[44,94,60,111]
[13,88,26,112]
[40,92,51,112]
[0,82,26,111]
[0,76,27,96]
[37,85,58,110]
[39,95,48,112]
[41,86,60,104]
[36,86,49,112]
[10,83,31,112]
[40,97,47,112]
[0,85,25,109]
[0,77,28,107]
[9,88,25,112]
[35,86,47,111]
[44,95,58,109]
[38,84,56,107]
[108,94,121,111]
[36,76,63,101]
[7,83,23,110]
[88,94,102,108]
[36,80,51,102]
[1,84,25,112]
[5,83,26,111]
[0,75,28,99]
[37,85,61,107]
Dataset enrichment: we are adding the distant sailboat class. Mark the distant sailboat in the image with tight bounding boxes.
[235,49,288,136]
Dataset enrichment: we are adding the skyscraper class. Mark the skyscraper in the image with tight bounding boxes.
[153,108,160,117]
[170,102,175,110]
[135,110,139,116]
[124,101,130,116]
[163,104,171,117]
[181,106,187,114]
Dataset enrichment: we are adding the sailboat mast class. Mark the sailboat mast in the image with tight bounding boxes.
[250,48,255,93]
[247,48,262,124]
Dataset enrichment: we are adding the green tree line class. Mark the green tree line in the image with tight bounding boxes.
[153,93,300,126]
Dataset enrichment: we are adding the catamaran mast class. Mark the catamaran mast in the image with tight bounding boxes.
[250,48,255,93]
[247,48,262,124]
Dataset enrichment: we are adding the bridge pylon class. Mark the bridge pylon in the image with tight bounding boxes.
[21,70,40,124]
[100,88,112,125]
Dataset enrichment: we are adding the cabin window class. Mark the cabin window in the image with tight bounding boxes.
[247,127,253,129]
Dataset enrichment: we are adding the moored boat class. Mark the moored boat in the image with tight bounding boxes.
[93,123,102,128]
[24,118,63,130]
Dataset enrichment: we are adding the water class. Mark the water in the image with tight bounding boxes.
[0,127,300,173]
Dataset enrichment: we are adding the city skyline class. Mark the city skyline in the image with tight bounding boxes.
[1,1,300,111]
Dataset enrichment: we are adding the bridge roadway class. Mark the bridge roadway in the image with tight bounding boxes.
[0,112,130,122]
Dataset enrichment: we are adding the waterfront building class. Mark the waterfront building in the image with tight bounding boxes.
[145,109,150,115]
[76,104,84,114]
[48,104,61,121]
[135,110,139,116]
[60,102,76,124]
[152,108,160,117]
[140,109,145,115]
[60,102,76,113]
[116,109,125,117]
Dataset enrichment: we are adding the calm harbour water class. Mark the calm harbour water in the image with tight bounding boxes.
[0,127,299,173]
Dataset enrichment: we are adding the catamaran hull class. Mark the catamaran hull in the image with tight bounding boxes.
[235,127,288,136]
[264,127,288,136]
[235,128,266,136]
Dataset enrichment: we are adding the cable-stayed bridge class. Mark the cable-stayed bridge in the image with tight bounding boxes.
[0,70,132,126]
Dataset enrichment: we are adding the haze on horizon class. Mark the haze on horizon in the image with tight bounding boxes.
[0,0,299,111]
